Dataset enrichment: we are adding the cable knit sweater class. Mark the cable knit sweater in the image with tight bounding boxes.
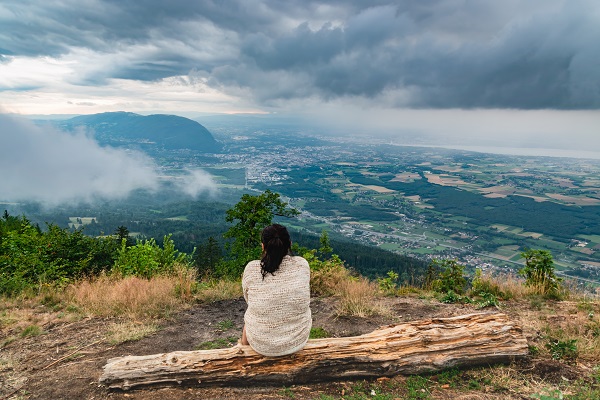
[242,255,312,357]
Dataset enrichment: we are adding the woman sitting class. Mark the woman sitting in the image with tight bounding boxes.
[241,224,312,356]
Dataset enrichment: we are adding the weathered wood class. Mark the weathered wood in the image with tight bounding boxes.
[100,312,528,390]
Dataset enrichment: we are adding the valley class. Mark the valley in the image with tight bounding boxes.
[4,114,600,286]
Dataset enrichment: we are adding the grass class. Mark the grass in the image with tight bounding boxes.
[194,279,242,303]
[334,277,388,318]
[20,325,43,338]
[106,321,159,345]
[215,319,235,331]
[4,260,600,399]
[404,375,432,399]
[309,327,330,339]
[69,274,190,320]
[194,337,238,350]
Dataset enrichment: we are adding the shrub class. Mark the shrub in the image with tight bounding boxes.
[519,249,563,298]
[113,235,189,278]
[377,271,399,295]
[426,259,467,295]
[305,251,350,296]
[0,218,116,296]
[470,268,507,299]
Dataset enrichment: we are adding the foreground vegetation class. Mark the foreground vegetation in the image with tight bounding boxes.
[3,251,600,399]
[2,192,600,399]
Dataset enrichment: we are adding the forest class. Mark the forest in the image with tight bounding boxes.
[0,190,429,296]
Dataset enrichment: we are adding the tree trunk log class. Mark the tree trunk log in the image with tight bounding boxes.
[100,312,528,390]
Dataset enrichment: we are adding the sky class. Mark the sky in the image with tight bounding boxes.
[1,1,600,204]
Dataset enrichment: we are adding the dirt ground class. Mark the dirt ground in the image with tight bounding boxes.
[0,296,589,400]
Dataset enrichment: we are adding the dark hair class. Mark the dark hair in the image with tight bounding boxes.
[260,224,292,278]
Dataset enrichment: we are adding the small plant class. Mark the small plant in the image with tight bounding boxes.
[585,320,600,337]
[20,324,43,337]
[215,320,234,331]
[440,290,471,304]
[468,379,481,390]
[309,327,330,339]
[531,389,564,400]
[1,335,16,348]
[530,295,544,310]
[280,386,295,398]
[377,271,399,295]
[435,367,461,387]
[545,338,578,361]
[528,345,540,356]
[475,292,499,309]
[470,268,507,299]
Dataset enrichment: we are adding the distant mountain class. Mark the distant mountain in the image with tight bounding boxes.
[58,112,221,152]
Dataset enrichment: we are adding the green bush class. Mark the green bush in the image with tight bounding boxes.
[440,290,472,304]
[0,217,116,296]
[519,249,562,298]
[113,235,189,278]
[377,271,399,295]
[475,292,499,308]
[426,259,467,295]
[470,268,507,299]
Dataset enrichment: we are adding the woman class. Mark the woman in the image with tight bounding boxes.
[241,224,311,356]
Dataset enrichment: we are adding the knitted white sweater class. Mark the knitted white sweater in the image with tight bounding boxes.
[242,255,312,357]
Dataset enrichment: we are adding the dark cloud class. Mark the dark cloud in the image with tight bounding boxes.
[1,0,598,109]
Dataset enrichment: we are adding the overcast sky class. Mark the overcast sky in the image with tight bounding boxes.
[1,0,599,152]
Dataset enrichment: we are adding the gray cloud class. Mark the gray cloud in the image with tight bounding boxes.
[0,114,217,205]
[1,0,598,109]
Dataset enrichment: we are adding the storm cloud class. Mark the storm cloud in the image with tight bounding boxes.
[1,0,599,110]
[0,114,216,205]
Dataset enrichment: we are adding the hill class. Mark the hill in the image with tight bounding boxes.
[58,112,221,152]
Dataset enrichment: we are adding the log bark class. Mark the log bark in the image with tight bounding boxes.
[100,312,528,390]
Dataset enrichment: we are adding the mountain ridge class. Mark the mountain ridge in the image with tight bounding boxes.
[58,111,221,152]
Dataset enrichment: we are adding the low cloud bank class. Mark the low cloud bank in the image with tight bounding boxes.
[0,114,216,205]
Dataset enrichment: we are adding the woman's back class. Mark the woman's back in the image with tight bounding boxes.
[242,255,311,356]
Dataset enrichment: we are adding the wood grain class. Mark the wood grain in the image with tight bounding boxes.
[100,312,528,390]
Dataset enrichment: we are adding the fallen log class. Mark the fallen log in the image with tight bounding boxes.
[100,312,528,390]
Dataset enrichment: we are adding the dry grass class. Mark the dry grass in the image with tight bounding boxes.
[172,263,198,302]
[195,279,242,303]
[471,271,536,299]
[311,262,352,296]
[334,277,389,318]
[69,273,191,320]
[312,262,391,317]
[106,321,159,345]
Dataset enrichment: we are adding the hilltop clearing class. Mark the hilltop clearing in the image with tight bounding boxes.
[1,295,596,399]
